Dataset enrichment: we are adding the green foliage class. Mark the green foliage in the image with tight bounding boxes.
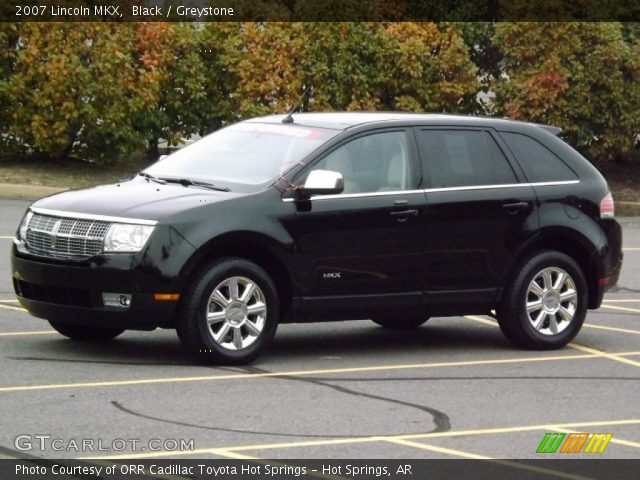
[382,23,478,112]
[453,22,502,92]
[494,22,640,161]
[131,23,209,156]
[1,21,638,164]
[222,22,478,116]
[4,23,144,161]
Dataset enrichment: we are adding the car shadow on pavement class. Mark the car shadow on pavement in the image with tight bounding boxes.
[6,319,515,367]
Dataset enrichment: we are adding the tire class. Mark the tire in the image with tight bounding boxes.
[371,315,429,330]
[48,320,124,342]
[497,251,587,350]
[176,257,279,365]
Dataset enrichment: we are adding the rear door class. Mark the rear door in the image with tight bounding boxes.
[415,127,538,309]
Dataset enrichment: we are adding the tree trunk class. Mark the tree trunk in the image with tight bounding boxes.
[148,137,160,160]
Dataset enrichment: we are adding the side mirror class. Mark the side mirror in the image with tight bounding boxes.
[299,170,344,198]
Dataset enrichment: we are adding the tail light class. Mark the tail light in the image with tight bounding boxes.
[600,192,615,219]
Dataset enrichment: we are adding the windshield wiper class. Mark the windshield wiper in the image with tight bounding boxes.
[161,177,230,192]
[138,172,166,184]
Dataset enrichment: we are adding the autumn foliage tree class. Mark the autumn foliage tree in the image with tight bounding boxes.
[381,22,478,112]
[223,22,478,116]
[132,23,210,157]
[493,22,640,161]
[4,23,145,161]
[0,21,639,164]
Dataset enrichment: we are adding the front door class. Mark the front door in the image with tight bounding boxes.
[286,129,427,317]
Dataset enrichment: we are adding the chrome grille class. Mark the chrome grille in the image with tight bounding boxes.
[25,213,111,259]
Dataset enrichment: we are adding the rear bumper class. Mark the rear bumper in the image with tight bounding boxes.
[590,260,622,309]
[10,235,193,329]
[590,219,623,309]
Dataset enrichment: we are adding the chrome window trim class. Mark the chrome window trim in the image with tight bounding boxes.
[528,180,580,187]
[30,207,158,226]
[281,180,579,202]
[424,180,579,194]
[282,189,425,202]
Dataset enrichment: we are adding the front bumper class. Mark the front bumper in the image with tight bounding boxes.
[15,293,175,330]
[11,231,195,330]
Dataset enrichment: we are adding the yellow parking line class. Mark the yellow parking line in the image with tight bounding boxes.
[551,427,640,450]
[623,247,640,251]
[568,343,640,368]
[583,324,640,335]
[0,303,27,313]
[601,304,640,314]
[0,236,14,239]
[465,315,640,366]
[0,299,19,303]
[383,438,588,480]
[0,351,619,394]
[85,437,377,460]
[401,419,640,441]
[0,330,55,337]
[212,450,258,460]
[84,419,640,460]
[384,437,490,459]
[467,314,640,340]
[602,299,640,303]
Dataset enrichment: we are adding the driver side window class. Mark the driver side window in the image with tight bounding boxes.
[307,131,413,194]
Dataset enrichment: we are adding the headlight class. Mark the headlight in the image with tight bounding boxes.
[18,210,33,240]
[103,224,155,253]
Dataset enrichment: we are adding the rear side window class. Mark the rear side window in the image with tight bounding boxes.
[417,130,518,188]
[501,132,577,182]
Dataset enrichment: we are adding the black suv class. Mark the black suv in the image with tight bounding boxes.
[11,113,623,364]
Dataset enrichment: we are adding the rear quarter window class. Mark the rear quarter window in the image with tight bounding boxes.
[501,132,577,182]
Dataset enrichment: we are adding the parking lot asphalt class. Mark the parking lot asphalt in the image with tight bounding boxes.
[0,199,638,462]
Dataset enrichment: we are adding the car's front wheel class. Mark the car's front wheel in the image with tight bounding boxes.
[177,257,279,364]
[497,251,587,349]
[48,320,124,341]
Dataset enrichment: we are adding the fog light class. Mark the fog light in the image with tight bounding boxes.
[102,293,132,309]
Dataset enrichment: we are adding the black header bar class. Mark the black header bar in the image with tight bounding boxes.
[2,459,640,480]
[3,0,640,22]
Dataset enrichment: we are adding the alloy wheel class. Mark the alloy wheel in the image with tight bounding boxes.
[205,276,267,350]
[525,267,578,336]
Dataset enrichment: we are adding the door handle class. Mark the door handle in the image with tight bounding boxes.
[502,201,529,213]
[390,209,419,217]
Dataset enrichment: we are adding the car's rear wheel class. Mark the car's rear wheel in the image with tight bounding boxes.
[371,315,429,330]
[177,257,279,364]
[48,320,124,341]
[497,251,587,349]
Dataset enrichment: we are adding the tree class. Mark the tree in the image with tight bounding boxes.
[494,22,640,162]
[132,23,209,158]
[0,22,21,154]
[5,23,145,162]
[454,22,502,97]
[380,22,478,112]
[222,22,478,117]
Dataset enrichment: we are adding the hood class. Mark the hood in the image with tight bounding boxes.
[31,179,244,222]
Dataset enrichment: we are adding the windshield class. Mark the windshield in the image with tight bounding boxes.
[144,122,339,189]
